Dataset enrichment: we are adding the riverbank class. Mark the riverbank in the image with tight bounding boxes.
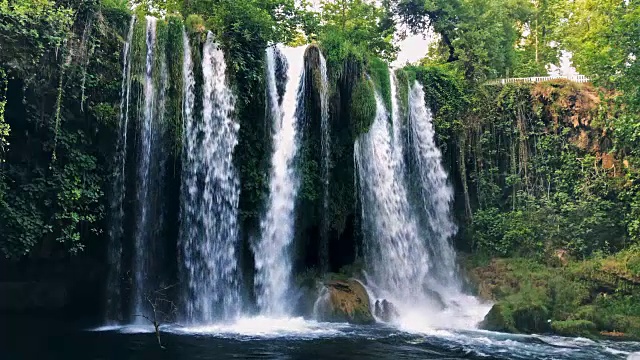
[465,248,640,340]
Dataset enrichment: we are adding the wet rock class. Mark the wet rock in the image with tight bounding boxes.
[422,287,447,311]
[374,299,399,322]
[314,279,375,325]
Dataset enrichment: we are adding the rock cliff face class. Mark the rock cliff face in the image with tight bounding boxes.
[314,279,375,324]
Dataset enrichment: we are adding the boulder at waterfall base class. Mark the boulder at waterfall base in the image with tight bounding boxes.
[317,279,375,324]
[374,299,399,323]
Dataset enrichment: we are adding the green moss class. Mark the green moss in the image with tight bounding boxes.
[394,69,410,122]
[0,68,7,161]
[165,14,184,159]
[350,76,376,135]
[481,298,550,334]
[551,320,597,337]
[481,304,517,332]
[154,20,167,90]
[367,57,391,111]
[512,304,550,333]
[131,15,147,83]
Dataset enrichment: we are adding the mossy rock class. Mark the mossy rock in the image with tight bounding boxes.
[304,44,325,93]
[551,320,597,337]
[316,279,375,324]
[512,304,551,333]
[350,77,376,135]
[479,304,516,332]
[480,302,550,334]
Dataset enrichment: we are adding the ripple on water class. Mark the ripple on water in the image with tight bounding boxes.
[91,317,355,340]
[87,319,640,359]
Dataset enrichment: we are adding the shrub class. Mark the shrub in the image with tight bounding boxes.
[551,320,597,337]
[185,14,205,34]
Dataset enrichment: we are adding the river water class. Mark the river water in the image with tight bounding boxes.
[3,315,639,359]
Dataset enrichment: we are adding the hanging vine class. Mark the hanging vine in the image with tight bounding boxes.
[0,67,7,162]
[51,39,72,164]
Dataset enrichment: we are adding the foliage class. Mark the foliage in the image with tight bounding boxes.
[185,14,205,33]
[551,320,597,337]
[511,0,565,77]
[0,0,74,77]
[470,251,640,338]
[318,0,397,67]
[561,0,640,158]
[405,64,467,145]
[0,0,128,258]
[448,81,635,259]
[388,0,532,81]
[0,68,7,161]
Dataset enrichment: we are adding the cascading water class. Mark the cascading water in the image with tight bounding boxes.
[179,32,241,324]
[254,45,306,316]
[355,87,431,307]
[356,72,489,330]
[407,81,458,285]
[131,17,158,319]
[389,73,406,173]
[318,51,331,272]
[105,16,135,324]
[129,16,170,322]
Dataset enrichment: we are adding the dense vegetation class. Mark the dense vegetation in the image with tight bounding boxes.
[1,0,639,338]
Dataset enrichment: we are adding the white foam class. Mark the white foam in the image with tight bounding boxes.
[604,347,629,356]
[391,294,493,333]
[627,352,640,359]
[171,316,349,339]
[89,324,155,334]
[89,325,123,332]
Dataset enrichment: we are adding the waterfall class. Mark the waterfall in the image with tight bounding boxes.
[355,88,430,305]
[131,16,158,319]
[318,51,331,272]
[254,45,306,316]
[129,16,170,321]
[179,32,241,323]
[407,81,458,286]
[390,73,406,173]
[356,73,488,330]
[105,16,135,324]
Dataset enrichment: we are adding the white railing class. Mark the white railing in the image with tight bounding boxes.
[486,75,591,85]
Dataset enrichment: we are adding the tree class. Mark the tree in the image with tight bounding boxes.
[318,0,397,64]
[135,284,178,349]
[513,0,566,76]
[389,0,531,81]
[562,0,640,156]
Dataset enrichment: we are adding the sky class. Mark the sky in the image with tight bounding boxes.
[393,33,432,68]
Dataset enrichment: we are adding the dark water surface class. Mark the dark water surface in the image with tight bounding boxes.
[2,315,639,360]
